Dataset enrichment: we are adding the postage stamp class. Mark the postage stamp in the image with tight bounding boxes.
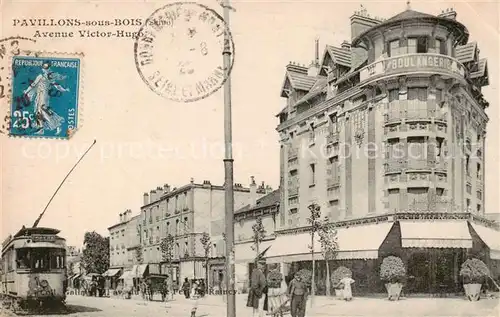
[9,53,83,139]
[0,36,38,135]
[134,2,235,103]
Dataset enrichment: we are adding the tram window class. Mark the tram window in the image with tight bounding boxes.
[16,249,31,269]
[51,252,65,269]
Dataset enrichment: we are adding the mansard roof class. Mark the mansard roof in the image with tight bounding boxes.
[385,9,436,22]
[294,77,328,107]
[235,189,280,214]
[280,64,317,97]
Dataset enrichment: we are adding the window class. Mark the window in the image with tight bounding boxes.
[184,242,189,256]
[477,191,482,200]
[212,244,217,257]
[436,39,446,55]
[477,163,481,179]
[466,199,471,211]
[328,200,340,220]
[166,222,170,233]
[389,40,401,57]
[407,38,417,54]
[309,163,316,186]
[407,87,427,102]
[465,155,470,175]
[388,89,399,102]
[436,138,444,161]
[388,189,400,212]
[408,187,428,211]
[175,219,180,234]
[407,37,428,53]
[477,204,482,213]
[407,137,426,161]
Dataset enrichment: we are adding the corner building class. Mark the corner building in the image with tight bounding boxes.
[268,6,500,295]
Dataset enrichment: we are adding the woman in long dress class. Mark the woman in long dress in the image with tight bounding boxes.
[340,276,355,301]
[23,62,69,135]
[267,279,289,317]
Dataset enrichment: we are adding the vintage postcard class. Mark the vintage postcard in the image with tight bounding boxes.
[1,0,499,316]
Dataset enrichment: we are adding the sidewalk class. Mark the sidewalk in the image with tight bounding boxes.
[165,294,499,317]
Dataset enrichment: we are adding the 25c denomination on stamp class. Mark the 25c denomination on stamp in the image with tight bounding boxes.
[10,53,82,139]
[134,2,235,103]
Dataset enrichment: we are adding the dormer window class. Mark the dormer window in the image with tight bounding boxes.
[408,37,428,54]
[435,39,446,55]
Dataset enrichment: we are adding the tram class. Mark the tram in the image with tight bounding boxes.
[0,226,67,311]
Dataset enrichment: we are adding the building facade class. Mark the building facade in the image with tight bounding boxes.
[233,182,278,292]
[270,6,499,295]
[120,178,267,288]
[106,209,134,278]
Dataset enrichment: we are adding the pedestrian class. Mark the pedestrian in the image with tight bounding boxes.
[182,278,191,299]
[247,258,267,317]
[340,276,355,301]
[198,280,206,297]
[288,273,308,317]
[191,279,199,299]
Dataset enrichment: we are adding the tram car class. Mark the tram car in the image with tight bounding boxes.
[0,226,67,311]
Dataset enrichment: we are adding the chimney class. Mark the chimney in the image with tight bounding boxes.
[265,185,273,194]
[438,8,457,20]
[156,186,164,197]
[164,184,171,193]
[190,178,194,184]
[250,176,257,206]
[119,213,123,223]
[350,5,382,42]
[341,41,351,50]
[307,38,320,77]
[143,192,149,205]
[203,180,211,187]
[150,190,157,203]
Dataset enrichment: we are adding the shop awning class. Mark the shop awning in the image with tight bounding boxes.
[136,264,149,277]
[70,273,82,280]
[235,240,274,263]
[103,268,121,277]
[400,221,472,248]
[470,223,500,260]
[265,222,394,263]
[119,270,133,280]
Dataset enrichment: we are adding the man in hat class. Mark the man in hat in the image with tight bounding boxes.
[247,257,268,317]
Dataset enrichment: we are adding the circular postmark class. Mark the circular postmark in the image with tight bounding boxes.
[134,2,235,102]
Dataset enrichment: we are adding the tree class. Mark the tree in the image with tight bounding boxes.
[160,234,175,300]
[251,216,266,257]
[135,246,143,264]
[317,217,338,297]
[200,232,212,293]
[81,231,110,274]
[306,203,322,306]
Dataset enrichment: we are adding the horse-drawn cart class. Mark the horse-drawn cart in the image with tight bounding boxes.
[142,274,169,301]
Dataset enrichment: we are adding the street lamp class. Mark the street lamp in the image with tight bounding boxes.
[220,0,236,316]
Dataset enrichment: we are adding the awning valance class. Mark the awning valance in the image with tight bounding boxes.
[470,223,500,260]
[265,222,394,263]
[400,221,472,248]
[103,268,121,277]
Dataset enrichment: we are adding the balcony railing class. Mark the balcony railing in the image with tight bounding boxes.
[288,186,299,197]
[407,159,432,171]
[360,53,466,84]
[385,160,406,173]
[327,176,340,189]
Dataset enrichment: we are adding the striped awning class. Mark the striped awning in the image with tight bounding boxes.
[400,221,472,248]
[470,223,500,260]
[119,270,133,281]
[265,222,394,263]
[194,261,205,279]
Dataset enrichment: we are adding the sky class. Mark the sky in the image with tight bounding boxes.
[1,0,499,248]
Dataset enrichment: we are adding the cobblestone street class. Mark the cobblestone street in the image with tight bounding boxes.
[1,294,498,317]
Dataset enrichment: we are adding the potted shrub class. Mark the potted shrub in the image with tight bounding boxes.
[331,266,352,299]
[267,270,284,295]
[295,269,312,287]
[380,256,406,301]
[459,258,490,301]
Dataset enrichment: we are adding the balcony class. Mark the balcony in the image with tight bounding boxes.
[434,160,448,172]
[288,148,298,160]
[406,159,432,172]
[288,158,298,169]
[384,160,406,173]
[327,176,340,189]
[326,144,339,157]
[360,53,466,85]
[326,132,339,145]
[288,186,299,197]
